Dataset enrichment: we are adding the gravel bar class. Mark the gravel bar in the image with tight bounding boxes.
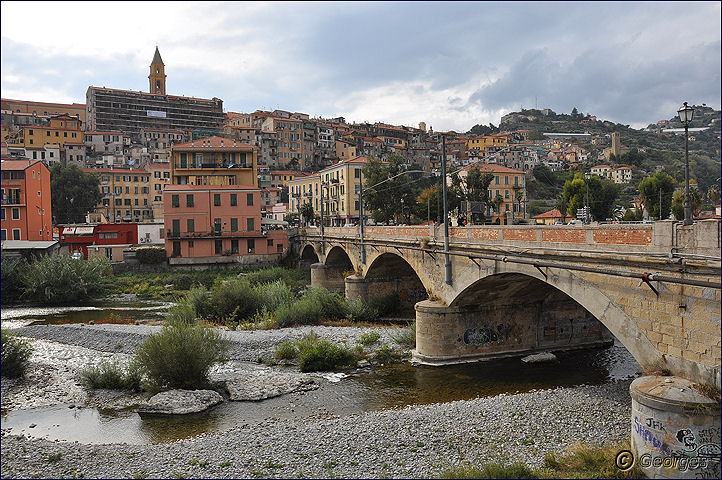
[1,380,632,479]
[2,324,633,479]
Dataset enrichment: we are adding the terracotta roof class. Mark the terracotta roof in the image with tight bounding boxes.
[86,131,125,136]
[164,184,259,192]
[533,208,568,219]
[172,136,256,150]
[1,159,45,171]
[82,168,149,174]
[461,163,524,174]
[270,170,297,176]
[591,164,610,169]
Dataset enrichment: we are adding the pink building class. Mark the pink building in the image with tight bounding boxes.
[163,184,287,264]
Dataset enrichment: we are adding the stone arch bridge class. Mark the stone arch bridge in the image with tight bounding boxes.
[295,221,721,387]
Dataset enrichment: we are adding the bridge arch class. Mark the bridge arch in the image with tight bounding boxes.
[363,252,429,313]
[300,244,320,264]
[436,266,659,369]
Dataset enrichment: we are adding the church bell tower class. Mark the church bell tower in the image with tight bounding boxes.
[149,46,166,95]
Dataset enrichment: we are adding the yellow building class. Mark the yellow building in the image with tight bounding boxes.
[85,168,154,223]
[270,170,301,188]
[14,114,84,152]
[335,139,357,159]
[148,163,171,219]
[170,136,258,187]
[466,134,508,151]
[288,156,371,226]
[453,163,526,225]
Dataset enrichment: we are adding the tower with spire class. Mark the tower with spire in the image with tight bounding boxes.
[149,46,166,95]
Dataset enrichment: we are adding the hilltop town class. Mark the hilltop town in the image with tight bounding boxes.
[2,47,720,262]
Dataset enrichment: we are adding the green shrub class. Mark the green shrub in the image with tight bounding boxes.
[305,287,348,320]
[209,277,262,322]
[346,299,378,323]
[130,282,166,299]
[369,291,401,317]
[181,286,214,320]
[254,280,294,311]
[296,332,357,372]
[133,322,230,391]
[373,343,395,363]
[245,267,308,289]
[274,340,298,360]
[1,255,25,304]
[22,255,112,303]
[80,360,142,391]
[1,329,33,378]
[358,331,381,346]
[166,301,198,326]
[135,247,167,265]
[439,462,540,479]
[389,321,416,349]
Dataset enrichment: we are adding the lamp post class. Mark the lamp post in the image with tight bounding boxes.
[319,180,326,253]
[677,102,695,225]
[441,134,451,285]
[584,172,591,224]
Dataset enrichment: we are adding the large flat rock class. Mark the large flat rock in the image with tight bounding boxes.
[137,389,223,415]
[226,373,318,401]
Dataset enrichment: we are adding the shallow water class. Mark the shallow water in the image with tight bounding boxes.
[1,339,639,445]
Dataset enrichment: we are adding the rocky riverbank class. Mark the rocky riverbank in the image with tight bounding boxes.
[1,380,632,479]
[1,324,635,479]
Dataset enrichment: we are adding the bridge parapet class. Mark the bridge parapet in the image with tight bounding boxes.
[305,219,720,256]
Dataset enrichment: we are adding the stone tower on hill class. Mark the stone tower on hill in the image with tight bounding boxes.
[149,46,166,95]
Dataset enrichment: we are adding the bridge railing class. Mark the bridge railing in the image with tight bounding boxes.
[304,219,720,257]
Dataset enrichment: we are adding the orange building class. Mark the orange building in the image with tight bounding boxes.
[163,184,286,262]
[1,159,52,241]
[170,136,258,187]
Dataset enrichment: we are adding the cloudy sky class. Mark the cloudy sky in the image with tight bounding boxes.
[1,1,720,131]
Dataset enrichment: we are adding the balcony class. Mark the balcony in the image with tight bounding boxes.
[167,229,264,239]
[1,194,23,206]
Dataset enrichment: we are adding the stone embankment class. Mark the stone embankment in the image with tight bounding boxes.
[1,324,633,479]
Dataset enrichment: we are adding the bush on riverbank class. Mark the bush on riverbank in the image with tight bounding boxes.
[295,332,358,372]
[438,441,643,479]
[389,321,416,349]
[133,321,230,391]
[1,329,33,378]
[135,247,167,265]
[22,255,112,304]
[1,256,25,303]
[80,360,142,391]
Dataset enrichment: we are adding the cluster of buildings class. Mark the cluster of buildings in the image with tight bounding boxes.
[1,46,641,263]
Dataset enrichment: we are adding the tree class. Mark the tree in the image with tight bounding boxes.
[467,123,499,136]
[638,171,676,220]
[415,185,439,224]
[671,188,702,220]
[50,165,103,224]
[362,154,420,224]
[300,203,314,225]
[460,169,493,224]
[559,173,620,222]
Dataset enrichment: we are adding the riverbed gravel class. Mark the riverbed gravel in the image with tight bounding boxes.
[1,323,634,479]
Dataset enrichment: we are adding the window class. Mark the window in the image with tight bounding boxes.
[514,176,519,186]
[267,239,274,247]
[180,153,187,168]
[247,239,255,253]
[247,193,254,206]
[215,239,223,255]
[186,194,194,207]
[0,230,5,241]
[231,239,239,254]
[172,241,181,257]
[214,194,221,206]
[505,176,509,185]
[214,218,221,234]
[172,194,179,207]
[11,207,19,220]
[247,218,255,231]
[187,219,194,233]
[105,248,113,259]
[230,218,238,232]
[172,219,180,235]
[13,229,21,240]
[230,194,237,206]
[0,209,4,220]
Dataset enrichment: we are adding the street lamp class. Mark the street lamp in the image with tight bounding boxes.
[584,172,591,224]
[677,102,695,225]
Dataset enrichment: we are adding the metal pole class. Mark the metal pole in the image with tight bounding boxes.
[659,187,662,221]
[442,135,451,285]
[683,116,692,225]
[585,176,590,224]
[359,172,365,263]
[320,181,325,253]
